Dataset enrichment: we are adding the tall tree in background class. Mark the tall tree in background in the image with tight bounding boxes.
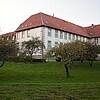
[0,39,18,67]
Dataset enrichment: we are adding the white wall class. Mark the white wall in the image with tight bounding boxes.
[16,27,43,51]
[43,27,88,49]
[16,26,89,56]
[90,37,100,45]
[16,27,43,42]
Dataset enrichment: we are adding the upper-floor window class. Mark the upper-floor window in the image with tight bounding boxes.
[64,32,67,40]
[83,37,85,41]
[48,28,51,37]
[60,31,63,39]
[78,36,81,40]
[95,38,98,44]
[17,32,20,39]
[12,36,15,40]
[76,35,78,40]
[47,40,52,49]
[55,30,58,38]
[81,37,83,41]
[27,30,30,37]
[68,33,71,40]
[72,34,75,40]
[22,31,25,38]
[7,37,9,40]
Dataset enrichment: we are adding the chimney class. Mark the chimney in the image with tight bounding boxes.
[53,13,54,17]
[91,24,94,28]
[91,24,94,26]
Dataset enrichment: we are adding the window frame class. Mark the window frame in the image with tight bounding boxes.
[55,30,58,38]
[48,28,52,37]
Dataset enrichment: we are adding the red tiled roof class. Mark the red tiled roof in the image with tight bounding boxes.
[15,13,43,32]
[15,12,90,37]
[85,24,100,37]
[0,32,16,38]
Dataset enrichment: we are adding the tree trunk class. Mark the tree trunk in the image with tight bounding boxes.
[0,61,5,67]
[88,60,93,67]
[30,54,33,63]
[64,64,69,77]
[80,59,83,63]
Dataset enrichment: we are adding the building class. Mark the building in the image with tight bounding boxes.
[85,24,100,44]
[0,32,16,41]
[0,12,100,59]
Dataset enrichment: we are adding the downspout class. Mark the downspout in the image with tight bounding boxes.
[40,13,45,60]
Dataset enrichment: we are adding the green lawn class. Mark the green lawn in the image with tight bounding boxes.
[0,61,100,100]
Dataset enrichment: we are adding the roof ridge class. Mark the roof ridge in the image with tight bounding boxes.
[40,13,44,25]
[83,27,90,38]
[42,13,83,28]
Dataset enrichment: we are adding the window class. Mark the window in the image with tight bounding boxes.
[27,30,30,37]
[7,37,9,40]
[47,41,52,48]
[83,37,85,41]
[55,42,58,47]
[94,38,98,44]
[22,31,25,38]
[60,31,63,39]
[78,36,81,40]
[55,30,58,38]
[72,34,75,40]
[81,37,83,41]
[68,33,71,40]
[96,38,98,44]
[12,36,15,40]
[17,32,20,39]
[48,28,51,37]
[64,32,67,40]
[76,35,78,40]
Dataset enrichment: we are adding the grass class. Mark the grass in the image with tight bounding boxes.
[0,61,100,99]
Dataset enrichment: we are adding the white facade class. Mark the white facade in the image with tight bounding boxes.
[43,27,88,49]
[16,26,89,58]
[16,27,43,49]
[90,37,100,45]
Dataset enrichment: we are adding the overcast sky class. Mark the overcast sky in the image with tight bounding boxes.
[0,0,100,34]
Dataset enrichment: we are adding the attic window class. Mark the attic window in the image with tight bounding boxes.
[46,21,48,24]
[21,25,23,27]
[30,23,32,25]
[57,25,59,27]
[25,24,27,26]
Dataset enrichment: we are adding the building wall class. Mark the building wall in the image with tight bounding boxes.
[16,26,90,59]
[16,27,43,49]
[43,27,88,49]
[98,37,100,45]
[90,37,100,45]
